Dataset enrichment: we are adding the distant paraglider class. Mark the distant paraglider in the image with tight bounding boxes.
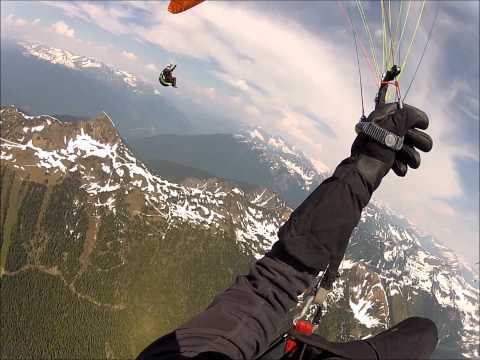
[159,64,177,88]
[163,0,205,87]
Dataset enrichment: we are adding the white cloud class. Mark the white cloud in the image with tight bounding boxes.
[146,63,159,72]
[110,7,130,20]
[204,87,216,99]
[77,2,131,35]
[51,20,75,38]
[229,78,249,92]
[214,71,251,92]
[5,14,14,24]
[15,17,27,26]
[245,105,260,115]
[5,14,28,27]
[432,200,457,217]
[32,18,41,26]
[41,2,132,35]
[40,1,90,23]
[311,158,330,174]
[122,50,138,61]
[121,1,151,11]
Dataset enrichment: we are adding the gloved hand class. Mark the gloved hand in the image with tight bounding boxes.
[352,102,433,184]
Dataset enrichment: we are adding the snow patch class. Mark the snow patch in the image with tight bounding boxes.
[349,298,380,328]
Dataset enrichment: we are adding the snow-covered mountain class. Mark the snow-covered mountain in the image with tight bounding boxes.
[21,42,140,90]
[0,105,292,358]
[1,106,478,359]
[128,127,329,207]
[235,127,329,194]
[329,201,479,358]
[0,106,287,259]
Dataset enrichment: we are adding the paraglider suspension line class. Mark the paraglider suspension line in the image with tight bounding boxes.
[381,80,401,104]
[403,5,439,102]
[353,24,366,119]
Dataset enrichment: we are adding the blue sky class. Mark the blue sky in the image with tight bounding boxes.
[1,1,478,267]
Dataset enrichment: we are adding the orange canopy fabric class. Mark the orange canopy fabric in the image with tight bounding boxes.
[168,0,205,14]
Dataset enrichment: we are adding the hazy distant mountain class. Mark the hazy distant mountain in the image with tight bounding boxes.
[129,128,328,207]
[1,41,191,136]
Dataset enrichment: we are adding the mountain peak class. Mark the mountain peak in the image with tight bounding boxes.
[19,41,138,89]
[77,111,120,145]
[243,126,299,156]
[234,127,329,198]
[1,107,289,257]
[240,126,331,174]
[1,106,121,148]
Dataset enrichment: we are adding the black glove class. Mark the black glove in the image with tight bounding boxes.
[352,102,433,186]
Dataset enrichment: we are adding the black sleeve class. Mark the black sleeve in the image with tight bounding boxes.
[137,155,378,360]
[272,155,377,287]
[138,256,313,360]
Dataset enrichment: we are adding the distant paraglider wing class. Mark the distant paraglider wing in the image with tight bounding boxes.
[159,73,171,87]
[168,0,205,14]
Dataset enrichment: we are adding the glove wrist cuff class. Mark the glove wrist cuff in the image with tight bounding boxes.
[354,154,391,192]
[355,121,404,150]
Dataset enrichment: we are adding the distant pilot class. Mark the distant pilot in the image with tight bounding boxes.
[159,64,177,88]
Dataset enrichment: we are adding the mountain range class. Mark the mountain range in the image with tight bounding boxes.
[127,127,328,207]
[1,106,478,359]
[1,41,191,136]
[0,105,290,358]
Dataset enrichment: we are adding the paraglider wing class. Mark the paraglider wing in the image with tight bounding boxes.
[168,0,205,14]
[159,73,171,87]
